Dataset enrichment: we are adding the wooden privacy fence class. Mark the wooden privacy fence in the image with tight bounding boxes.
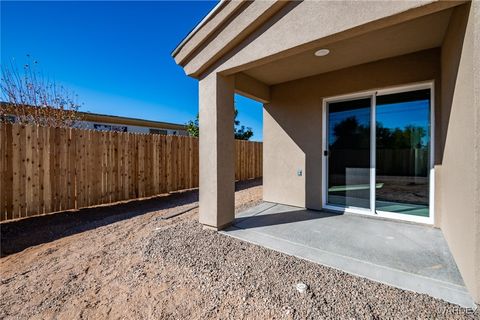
[0,123,262,222]
[330,149,429,177]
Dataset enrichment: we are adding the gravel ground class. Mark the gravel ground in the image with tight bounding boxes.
[1,179,478,319]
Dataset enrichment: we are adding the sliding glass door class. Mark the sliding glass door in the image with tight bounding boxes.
[324,84,433,223]
[326,98,371,210]
[375,89,431,218]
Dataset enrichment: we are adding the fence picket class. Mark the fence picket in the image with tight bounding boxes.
[0,124,4,220]
[0,124,262,221]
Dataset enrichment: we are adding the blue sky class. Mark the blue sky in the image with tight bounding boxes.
[1,1,264,140]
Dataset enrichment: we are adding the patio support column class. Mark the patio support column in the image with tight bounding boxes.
[198,73,235,230]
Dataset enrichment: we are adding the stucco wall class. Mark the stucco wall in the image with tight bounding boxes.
[198,74,236,229]
[199,1,462,78]
[217,0,434,74]
[182,0,479,304]
[439,2,479,302]
[264,48,441,210]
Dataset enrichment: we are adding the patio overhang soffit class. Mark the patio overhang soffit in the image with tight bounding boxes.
[172,0,467,86]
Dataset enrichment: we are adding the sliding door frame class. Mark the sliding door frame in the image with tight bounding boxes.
[321,80,435,225]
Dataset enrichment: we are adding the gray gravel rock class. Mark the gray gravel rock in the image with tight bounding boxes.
[1,179,478,319]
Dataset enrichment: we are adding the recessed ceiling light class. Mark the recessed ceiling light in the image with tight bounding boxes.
[314,49,330,57]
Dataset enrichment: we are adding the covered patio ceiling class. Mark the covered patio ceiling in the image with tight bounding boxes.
[242,7,453,85]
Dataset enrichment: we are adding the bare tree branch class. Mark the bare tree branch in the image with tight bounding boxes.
[0,56,83,127]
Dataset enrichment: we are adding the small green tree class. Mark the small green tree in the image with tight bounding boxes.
[233,109,253,140]
[186,114,199,137]
[186,109,254,140]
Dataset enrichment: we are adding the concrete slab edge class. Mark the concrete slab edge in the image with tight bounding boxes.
[221,226,476,309]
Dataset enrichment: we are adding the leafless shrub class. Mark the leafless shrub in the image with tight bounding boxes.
[0,55,83,127]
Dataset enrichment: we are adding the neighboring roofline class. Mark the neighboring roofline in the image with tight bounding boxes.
[79,111,187,130]
[171,0,226,57]
[0,102,187,130]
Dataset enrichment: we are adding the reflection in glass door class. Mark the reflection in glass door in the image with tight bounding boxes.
[324,84,433,222]
[375,89,431,217]
[327,98,371,209]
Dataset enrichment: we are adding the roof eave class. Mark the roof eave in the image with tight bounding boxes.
[171,0,227,59]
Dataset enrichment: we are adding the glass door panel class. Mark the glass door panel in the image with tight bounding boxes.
[327,98,371,209]
[375,89,430,217]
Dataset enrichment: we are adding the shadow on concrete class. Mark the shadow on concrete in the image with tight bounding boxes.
[234,206,339,229]
[1,178,262,257]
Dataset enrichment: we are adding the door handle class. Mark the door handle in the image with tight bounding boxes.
[324,150,329,156]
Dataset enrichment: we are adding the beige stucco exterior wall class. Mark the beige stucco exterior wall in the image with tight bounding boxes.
[264,48,441,210]
[216,0,435,74]
[438,2,479,302]
[264,3,479,302]
[179,0,479,303]
[180,0,464,78]
[198,74,236,229]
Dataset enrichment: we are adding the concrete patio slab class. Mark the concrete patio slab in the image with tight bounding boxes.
[221,202,475,308]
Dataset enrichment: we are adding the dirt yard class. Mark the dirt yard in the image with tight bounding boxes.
[1,179,478,319]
